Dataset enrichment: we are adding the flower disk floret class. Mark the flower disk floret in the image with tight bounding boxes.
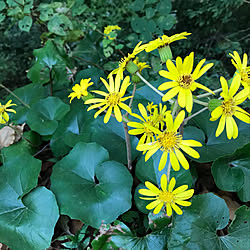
[84,74,132,123]
[158,52,214,112]
[139,174,194,216]
[210,74,250,139]
[137,110,202,171]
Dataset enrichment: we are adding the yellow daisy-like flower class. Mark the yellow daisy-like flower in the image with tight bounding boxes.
[127,103,157,147]
[104,25,121,40]
[229,51,250,99]
[68,78,94,103]
[139,174,194,216]
[133,57,150,74]
[84,74,132,123]
[145,32,191,52]
[137,110,202,171]
[154,103,170,130]
[146,102,157,115]
[158,52,214,113]
[109,42,147,79]
[210,75,250,139]
[0,100,16,124]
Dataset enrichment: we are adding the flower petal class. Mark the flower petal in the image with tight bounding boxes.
[171,203,183,215]
[127,122,144,128]
[159,70,178,81]
[158,151,168,171]
[168,177,176,192]
[215,115,226,137]
[104,106,113,123]
[181,140,202,147]
[166,59,179,75]
[166,203,172,216]
[173,110,185,131]
[139,189,158,197]
[234,111,250,124]
[220,76,228,94]
[138,103,148,120]
[158,81,179,91]
[185,89,193,113]
[192,59,205,80]
[146,199,162,210]
[226,116,234,139]
[128,128,144,135]
[100,77,110,92]
[114,105,122,122]
[119,102,131,114]
[162,87,181,102]
[175,200,192,207]
[93,104,108,118]
[179,145,200,159]
[175,189,194,200]
[211,106,223,120]
[153,202,164,214]
[145,181,161,193]
[170,151,180,171]
[161,174,167,192]
[145,146,159,161]
[172,185,188,194]
[175,149,189,170]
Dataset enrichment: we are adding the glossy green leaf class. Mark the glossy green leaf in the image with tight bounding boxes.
[212,143,250,202]
[50,142,133,229]
[47,14,73,36]
[168,193,230,249]
[18,16,32,32]
[185,109,250,162]
[27,96,70,136]
[6,83,46,124]
[0,152,59,250]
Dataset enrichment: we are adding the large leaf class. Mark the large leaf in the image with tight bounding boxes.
[6,83,47,124]
[212,143,250,202]
[50,102,139,163]
[27,96,70,135]
[0,149,59,250]
[50,142,133,228]
[185,109,250,162]
[168,193,230,249]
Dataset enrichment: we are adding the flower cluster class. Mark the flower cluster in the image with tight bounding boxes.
[104,25,121,40]
[67,31,250,218]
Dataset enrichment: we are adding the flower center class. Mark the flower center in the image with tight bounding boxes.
[106,92,121,107]
[222,99,236,116]
[178,74,193,89]
[144,121,155,135]
[157,131,182,152]
[0,105,5,113]
[241,70,250,85]
[158,191,174,203]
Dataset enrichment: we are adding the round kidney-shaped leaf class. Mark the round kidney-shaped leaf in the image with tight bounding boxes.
[27,96,70,135]
[50,142,133,228]
[0,151,59,250]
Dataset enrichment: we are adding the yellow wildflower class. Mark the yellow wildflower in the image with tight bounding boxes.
[139,174,194,216]
[137,110,202,171]
[133,57,150,74]
[104,25,121,40]
[85,74,132,123]
[210,75,250,139]
[229,51,250,99]
[68,78,94,103]
[109,42,147,79]
[0,100,16,124]
[158,52,214,112]
[145,32,191,52]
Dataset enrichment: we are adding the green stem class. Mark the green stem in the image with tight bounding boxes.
[196,88,222,99]
[184,107,208,123]
[123,121,132,171]
[136,72,174,104]
[193,99,208,107]
[0,83,30,109]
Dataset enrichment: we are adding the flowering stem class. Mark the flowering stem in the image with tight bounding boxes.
[184,107,208,123]
[193,99,208,107]
[171,100,179,117]
[166,159,171,182]
[136,72,174,104]
[123,121,132,171]
[196,88,222,99]
[0,83,30,109]
[128,83,137,110]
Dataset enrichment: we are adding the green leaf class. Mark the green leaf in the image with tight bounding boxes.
[168,193,230,249]
[130,0,144,11]
[39,7,54,22]
[0,13,5,23]
[6,83,47,124]
[145,7,156,19]
[212,143,250,202]
[0,1,6,11]
[47,14,73,36]
[18,16,32,32]
[0,153,59,250]
[27,96,70,136]
[50,142,133,229]
[220,205,250,248]
[156,0,172,15]
[156,15,175,31]
[185,109,250,162]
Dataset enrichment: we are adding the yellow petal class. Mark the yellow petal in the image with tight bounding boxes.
[229,74,241,98]
[226,116,234,139]
[138,103,148,120]
[195,82,214,94]
[171,203,183,215]
[127,122,144,128]
[220,76,228,95]
[166,203,172,216]
[158,81,179,91]
[128,128,144,135]
[215,115,226,137]
[175,200,192,207]
[153,202,164,214]
[172,185,188,194]
[183,52,194,74]
[162,87,181,102]
[114,105,122,122]
[93,104,108,118]
[234,111,250,124]
[175,149,189,170]
[176,56,183,73]
[195,63,214,79]
[192,59,205,80]
[166,59,179,76]
[165,112,174,130]
[100,77,110,92]
[231,117,238,139]
[145,181,161,193]
[158,151,168,171]
[170,151,180,171]
[173,110,185,131]
[181,140,202,147]
[139,189,158,196]
[185,89,193,113]
[120,76,131,96]
[85,98,105,104]
[146,199,162,210]
[119,102,131,114]
[145,146,159,161]
[87,102,106,111]
[180,145,200,159]
[168,177,176,192]
[159,70,178,81]
[178,89,186,108]
[175,189,194,200]
[104,106,113,123]
[115,74,121,92]
[211,106,223,120]
[161,174,167,191]
[91,90,108,96]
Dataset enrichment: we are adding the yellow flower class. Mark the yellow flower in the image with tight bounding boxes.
[154,103,170,130]
[104,25,121,40]
[158,52,214,112]
[146,102,157,115]
[229,51,250,99]
[127,103,157,147]
[139,174,194,216]
[133,57,150,74]
[210,75,250,139]
[137,110,202,171]
[0,100,16,124]
[85,74,132,123]
[109,42,147,79]
[68,78,94,103]
[145,32,191,52]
